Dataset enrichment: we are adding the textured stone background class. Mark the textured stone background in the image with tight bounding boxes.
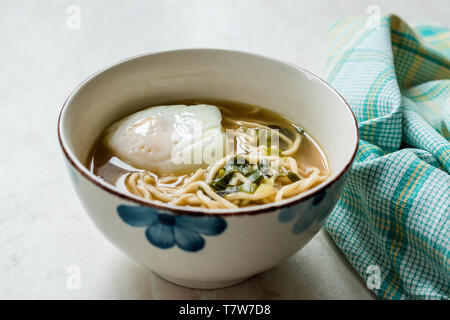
[1,0,448,299]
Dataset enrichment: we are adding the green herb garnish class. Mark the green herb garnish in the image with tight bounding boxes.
[216,186,240,196]
[287,171,301,182]
[248,170,264,184]
[239,164,253,176]
[224,156,253,176]
[217,168,226,178]
[258,159,272,176]
[210,171,235,190]
[216,183,257,196]
[239,183,257,193]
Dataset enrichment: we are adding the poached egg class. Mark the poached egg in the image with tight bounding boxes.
[104,104,226,175]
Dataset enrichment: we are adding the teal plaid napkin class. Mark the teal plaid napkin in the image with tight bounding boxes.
[324,15,450,299]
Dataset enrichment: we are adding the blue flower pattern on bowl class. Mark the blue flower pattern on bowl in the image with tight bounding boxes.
[117,205,227,252]
[278,189,337,234]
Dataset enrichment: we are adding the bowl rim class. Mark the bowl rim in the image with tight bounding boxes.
[58,48,359,217]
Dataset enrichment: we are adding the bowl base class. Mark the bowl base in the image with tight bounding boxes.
[155,273,250,289]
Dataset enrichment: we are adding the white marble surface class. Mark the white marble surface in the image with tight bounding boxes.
[1,0,448,299]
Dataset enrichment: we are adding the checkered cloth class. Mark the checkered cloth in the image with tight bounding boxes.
[324,15,450,299]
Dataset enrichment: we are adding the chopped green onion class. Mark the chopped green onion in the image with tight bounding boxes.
[239,163,254,176]
[287,171,301,182]
[210,171,235,190]
[248,170,264,184]
[217,168,226,178]
[227,155,247,166]
[223,156,253,176]
[258,159,272,176]
[239,183,257,193]
[216,183,257,196]
[223,163,239,173]
[216,186,240,196]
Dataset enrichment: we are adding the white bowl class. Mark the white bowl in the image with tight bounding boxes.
[58,49,358,289]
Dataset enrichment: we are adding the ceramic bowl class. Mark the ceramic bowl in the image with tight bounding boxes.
[58,49,358,289]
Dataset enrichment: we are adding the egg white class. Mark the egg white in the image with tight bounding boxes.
[104,104,226,175]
